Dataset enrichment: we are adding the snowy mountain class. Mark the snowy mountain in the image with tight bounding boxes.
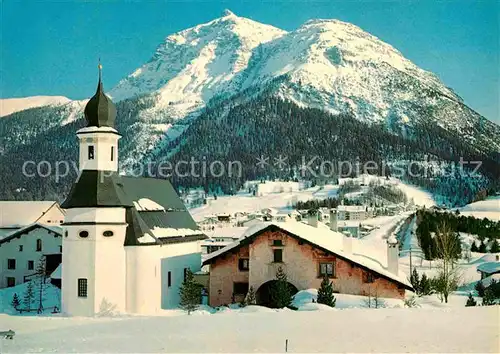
[1,10,499,202]
[0,96,71,117]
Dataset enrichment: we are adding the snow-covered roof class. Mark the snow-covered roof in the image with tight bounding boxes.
[480,273,500,288]
[133,198,165,211]
[0,223,63,245]
[50,263,62,279]
[203,221,411,289]
[206,227,247,240]
[0,201,58,228]
[477,261,500,275]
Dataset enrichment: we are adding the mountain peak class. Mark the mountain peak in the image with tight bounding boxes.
[222,9,236,18]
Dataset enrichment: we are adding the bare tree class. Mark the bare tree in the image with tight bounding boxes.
[433,222,462,303]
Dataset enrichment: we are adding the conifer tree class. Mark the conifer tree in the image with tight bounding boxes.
[270,266,293,308]
[490,239,499,253]
[317,275,336,307]
[419,273,432,296]
[23,281,34,311]
[478,241,487,253]
[35,257,49,313]
[474,281,485,297]
[409,268,420,293]
[245,286,256,305]
[11,293,20,311]
[179,269,202,314]
[465,292,477,306]
[470,242,478,252]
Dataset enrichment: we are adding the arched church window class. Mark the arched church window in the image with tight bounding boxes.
[79,230,89,238]
[103,230,114,237]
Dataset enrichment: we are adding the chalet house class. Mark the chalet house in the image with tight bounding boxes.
[203,222,412,307]
[0,224,62,288]
[477,257,500,279]
[0,201,65,289]
[0,201,64,239]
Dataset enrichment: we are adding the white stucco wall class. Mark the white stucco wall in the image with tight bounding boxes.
[0,227,62,288]
[125,240,202,314]
[77,130,120,171]
[61,208,127,317]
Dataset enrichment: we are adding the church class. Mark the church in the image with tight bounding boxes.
[60,65,206,316]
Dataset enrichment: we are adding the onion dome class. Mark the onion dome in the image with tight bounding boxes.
[84,61,117,127]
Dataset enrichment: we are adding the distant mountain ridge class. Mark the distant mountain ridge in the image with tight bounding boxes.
[1,10,499,204]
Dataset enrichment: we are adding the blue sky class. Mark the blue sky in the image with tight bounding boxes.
[1,0,498,122]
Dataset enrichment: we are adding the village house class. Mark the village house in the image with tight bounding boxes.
[0,201,65,288]
[337,205,368,221]
[203,219,413,307]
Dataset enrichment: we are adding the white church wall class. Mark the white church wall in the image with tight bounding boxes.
[65,208,125,224]
[62,221,127,316]
[125,240,202,313]
[37,204,65,226]
[0,227,61,288]
[78,130,120,171]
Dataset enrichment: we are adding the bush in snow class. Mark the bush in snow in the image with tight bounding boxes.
[179,269,202,314]
[481,289,496,306]
[317,275,336,307]
[403,295,419,308]
[270,266,293,309]
[11,293,20,311]
[465,293,477,307]
[474,281,485,297]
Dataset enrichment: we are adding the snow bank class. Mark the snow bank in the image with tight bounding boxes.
[0,281,60,314]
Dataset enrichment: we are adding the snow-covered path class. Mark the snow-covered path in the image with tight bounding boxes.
[0,307,498,353]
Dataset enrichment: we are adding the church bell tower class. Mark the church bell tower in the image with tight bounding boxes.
[61,62,132,316]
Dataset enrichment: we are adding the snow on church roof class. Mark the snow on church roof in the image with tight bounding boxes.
[203,221,412,289]
[133,198,165,211]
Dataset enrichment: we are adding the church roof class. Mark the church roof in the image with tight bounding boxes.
[61,170,133,209]
[84,63,117,128]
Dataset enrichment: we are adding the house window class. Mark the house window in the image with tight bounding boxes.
[28,260,34,270]
[111,146,114,161]
[272,239,283,246]
[363,271,375,283]
[7,259,16,270]
[78,278,88,298]
[273,249,283,263]
[319,262,335,277]
[6,277,15,287]
[233,282,249,295]
[59,246,62,253]
[19,245,23,252]
[36,239,42,252]
[168,271,172,287]
[238,258,249,271]
[88,145,95,160]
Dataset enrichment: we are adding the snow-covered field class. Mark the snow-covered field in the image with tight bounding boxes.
[0,305,497,353]
[459,196,500,221]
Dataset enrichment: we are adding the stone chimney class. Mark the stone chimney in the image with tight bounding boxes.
[307,210,318,228]
[329,209,338,232]
[387,235,399,275]
[343,232,353,254]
